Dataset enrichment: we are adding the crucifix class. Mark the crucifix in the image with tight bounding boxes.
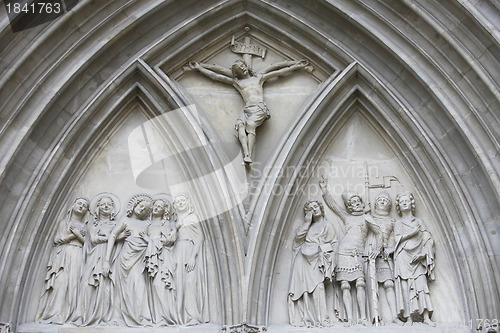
[189,29,313,164]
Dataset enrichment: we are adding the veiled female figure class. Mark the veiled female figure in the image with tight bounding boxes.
[393,192,436,326]
[104,194,153,326]
[37,197,89,324]
[144,197,177,325]
[173,194,209,325]
[288,200,338,327]
[77,194,121,326]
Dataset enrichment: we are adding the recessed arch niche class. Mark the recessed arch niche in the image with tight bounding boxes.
[246,63,494,327]
[268,94,466,326]
[0,0,498,332]
[16,62,246,329]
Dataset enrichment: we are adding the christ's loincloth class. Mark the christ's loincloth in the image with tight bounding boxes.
[235,102,271,135]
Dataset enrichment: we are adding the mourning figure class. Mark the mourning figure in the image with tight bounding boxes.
[288,200,338,327]
[37,197,89,324]
[104,194,153,326]
[144,196,178,325]
[173,194,209,325]
[77,194,121,325]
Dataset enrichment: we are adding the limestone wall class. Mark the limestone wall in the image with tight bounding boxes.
[0,1,498,332]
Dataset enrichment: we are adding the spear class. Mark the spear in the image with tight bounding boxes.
[365,162,380,326]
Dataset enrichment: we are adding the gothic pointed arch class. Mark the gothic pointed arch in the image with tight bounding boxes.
[247,62,497,326]
[0,0,498,331]
[4,60,245,327]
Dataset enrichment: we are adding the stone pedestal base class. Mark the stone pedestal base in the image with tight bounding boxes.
[266,324,473,333]
[17,323,475,333]
[17,324,221,333]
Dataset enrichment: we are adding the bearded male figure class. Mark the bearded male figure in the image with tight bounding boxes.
[319,176,380,326]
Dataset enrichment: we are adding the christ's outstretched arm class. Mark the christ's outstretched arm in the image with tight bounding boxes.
[197,62,234,77]
[261,59,310,81]
[189,61,234,85]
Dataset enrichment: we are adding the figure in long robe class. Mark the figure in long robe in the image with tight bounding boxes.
[144,196,177,325]
[172,194,209,325]
[37,197,89,324]
[103,194,153,326]
[393,192,436,326]
[77,194,122,326]
[288,200,338,327]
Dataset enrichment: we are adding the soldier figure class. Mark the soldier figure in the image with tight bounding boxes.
[319,176,380,326]
[369,191,402,324]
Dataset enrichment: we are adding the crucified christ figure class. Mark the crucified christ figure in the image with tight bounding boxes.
[189,59,311,164]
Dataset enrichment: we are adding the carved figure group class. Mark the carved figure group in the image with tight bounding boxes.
[37,193,209,327]
[288,177,436,327]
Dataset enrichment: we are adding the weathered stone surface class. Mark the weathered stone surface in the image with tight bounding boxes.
[0,1,499,332]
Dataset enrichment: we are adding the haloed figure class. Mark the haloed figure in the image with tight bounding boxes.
[393,192,436,326]
[104,194,153,326]
[144,197,178,325]
[37,197,89,324]
[77,194,120,326]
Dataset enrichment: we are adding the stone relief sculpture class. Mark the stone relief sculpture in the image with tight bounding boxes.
[34,186,439,331]
[288,200,338,327]
[36,191,213,328]
[369,191,400,325]
[319,176,380,326]
[393,192,436,326]
[37,197,89,324]
[222,322,267,333]
[144,195,178,325]
[188,37,312,164]
[103,194,154,326]
[76,193,121,326]
[173,194,209,325]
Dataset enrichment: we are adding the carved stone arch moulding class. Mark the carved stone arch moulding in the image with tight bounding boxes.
[0,0,499,332]
[246,62,492,329]
[13,61,244,330]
